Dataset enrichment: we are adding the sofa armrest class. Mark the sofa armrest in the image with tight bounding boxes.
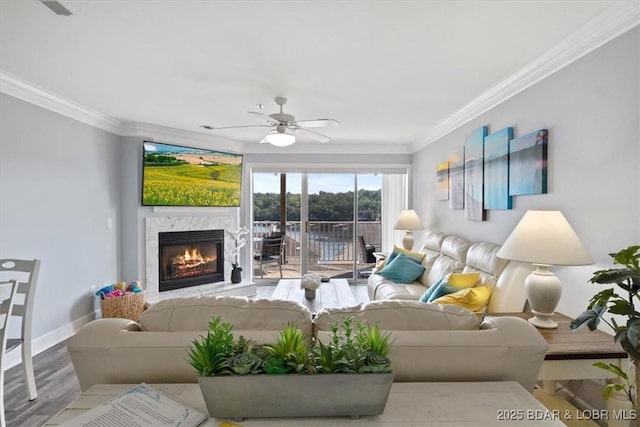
[481,316,548,390]
[69,318,141,348]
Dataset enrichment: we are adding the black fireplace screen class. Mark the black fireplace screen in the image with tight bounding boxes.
[159,229,224,292]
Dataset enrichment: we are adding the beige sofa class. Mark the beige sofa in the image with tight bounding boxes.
[367,232,533,313]
[68,295,547,392]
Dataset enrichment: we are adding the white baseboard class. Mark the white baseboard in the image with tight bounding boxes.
[4,310,99,371]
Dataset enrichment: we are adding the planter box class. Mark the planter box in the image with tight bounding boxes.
[198,372,394,420]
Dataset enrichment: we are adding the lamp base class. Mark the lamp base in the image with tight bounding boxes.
[402,231,414,251]
[525,265,562,330]
[528,310,558,329]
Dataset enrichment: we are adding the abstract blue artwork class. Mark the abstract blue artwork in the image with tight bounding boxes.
[448,147,464,210]
[436,161,449,201]
[509,129,548,195]
[484,127,513,210]
[464,126,488,221]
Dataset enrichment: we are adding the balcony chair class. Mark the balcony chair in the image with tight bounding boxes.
[0,259,41,401]
[0,280,17,427]
[358,235,378,278]
[254,235,285,279]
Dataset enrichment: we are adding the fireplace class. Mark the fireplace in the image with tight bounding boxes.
[158,229,224,292]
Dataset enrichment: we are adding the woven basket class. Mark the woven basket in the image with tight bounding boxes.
[100,291,146,321]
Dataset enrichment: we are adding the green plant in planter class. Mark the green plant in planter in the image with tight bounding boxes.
[187,315,393,377]
[570,245,640,411]
[593,362,633,403]
[262,324,313,374]
[313,316,392,374]
[187,316,235,376]
[226,336,262,375]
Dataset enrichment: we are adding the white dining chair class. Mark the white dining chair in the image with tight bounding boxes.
[0,259,40,401]
[0,280,18,427]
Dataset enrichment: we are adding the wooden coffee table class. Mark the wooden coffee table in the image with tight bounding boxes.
[271,278,356,314]
[45,382,565,426]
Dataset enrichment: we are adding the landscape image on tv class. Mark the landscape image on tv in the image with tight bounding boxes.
[142,141,243,207]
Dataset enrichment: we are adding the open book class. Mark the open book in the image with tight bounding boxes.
[60,383,207,427]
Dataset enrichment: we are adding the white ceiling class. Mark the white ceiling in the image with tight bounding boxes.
[0,1,637,154]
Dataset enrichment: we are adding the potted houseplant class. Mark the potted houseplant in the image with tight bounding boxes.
[570,245,640,414]
[592,362,635,427]
[228,227,249,283]
[187,315,394,420]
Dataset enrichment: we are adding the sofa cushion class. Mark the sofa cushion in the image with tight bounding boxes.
[461,242,509,292]
[419,272,480,303]
[139,296,313,338]
[418,231,446,255]
[431,285,492,312]
[373,282,427,300]
[377,245,426,270]
[378,253,426,283]
[315,300,480,331]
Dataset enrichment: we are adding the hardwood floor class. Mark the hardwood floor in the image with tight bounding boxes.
[5,339,80,427]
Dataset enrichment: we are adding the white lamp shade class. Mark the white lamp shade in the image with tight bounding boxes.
[393,210,425,231]
[262,129,296,147]
[497,210,592,266]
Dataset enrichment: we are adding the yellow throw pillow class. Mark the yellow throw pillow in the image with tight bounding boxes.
[431,285,492,312]
[377,245,425,270]
[447,272,481,287]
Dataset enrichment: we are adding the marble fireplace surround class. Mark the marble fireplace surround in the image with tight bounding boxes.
[145,214,246,302]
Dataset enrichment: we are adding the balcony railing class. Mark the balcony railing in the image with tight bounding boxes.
[252,221,381,279]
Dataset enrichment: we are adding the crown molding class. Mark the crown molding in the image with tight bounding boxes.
[122,121,410,155]
[2,2,637,155]
[0,70,124,135]
[120,121,249,154]
[410,1,640,153]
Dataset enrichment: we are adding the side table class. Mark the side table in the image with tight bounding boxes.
[485,312,628,394]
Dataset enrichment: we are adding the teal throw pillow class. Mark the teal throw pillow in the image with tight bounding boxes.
[419,273,480,303]
[419,275,447,303]
[378,253,425,284]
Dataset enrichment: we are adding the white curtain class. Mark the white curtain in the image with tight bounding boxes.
[381,174,408,252]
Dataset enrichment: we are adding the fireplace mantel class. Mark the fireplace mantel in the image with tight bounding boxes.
[144,215,254,301]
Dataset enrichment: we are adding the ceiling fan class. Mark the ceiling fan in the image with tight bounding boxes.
[200,97,340,147]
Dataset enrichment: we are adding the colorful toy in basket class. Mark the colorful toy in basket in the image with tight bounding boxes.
[95,281,143,299]
[96,281,146,321]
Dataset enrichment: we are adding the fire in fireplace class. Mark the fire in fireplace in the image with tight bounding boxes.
[159,229,224,292]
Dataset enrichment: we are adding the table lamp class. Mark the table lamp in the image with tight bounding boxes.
[496,210,593,329]
[393,209,425,251]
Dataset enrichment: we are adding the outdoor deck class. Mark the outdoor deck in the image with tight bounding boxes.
[252,220,380,282]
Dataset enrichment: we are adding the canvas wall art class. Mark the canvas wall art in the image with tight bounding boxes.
[464,126,488,221]
[448,147,465,210]
[483,127,513,210]
[509,129,548,195]
[436,161,449,201]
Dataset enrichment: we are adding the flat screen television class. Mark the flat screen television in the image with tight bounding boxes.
[142,141,243,207]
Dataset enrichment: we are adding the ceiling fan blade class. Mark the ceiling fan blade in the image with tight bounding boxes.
[296,127,331,143]
[294,119,340,128]
[248,111,279,125]
[200,124,271,130]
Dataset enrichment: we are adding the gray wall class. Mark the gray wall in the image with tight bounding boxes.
[118,141,412,283]
[0,94,122,340]
[411,27,639,319]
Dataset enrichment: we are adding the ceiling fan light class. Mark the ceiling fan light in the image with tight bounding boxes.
[265,129,296,147]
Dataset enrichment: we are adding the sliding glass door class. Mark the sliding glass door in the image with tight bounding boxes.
[251,172,382,282]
